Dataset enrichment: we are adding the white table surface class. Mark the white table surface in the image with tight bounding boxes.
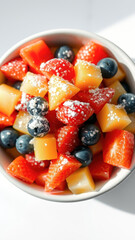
[0,1,135,239]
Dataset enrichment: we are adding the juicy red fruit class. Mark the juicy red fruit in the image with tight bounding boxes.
[0,111,17,130]
[40,58,75,82]
[25,153,49,170]
[15,92,34,112]
[46,110,64,133]
[57,100,94,125]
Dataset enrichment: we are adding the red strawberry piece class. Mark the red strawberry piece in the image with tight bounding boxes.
[77,88,115,113]
[20,40,53,74]
[74,41,109,65]
[15,92,34,112]
[25,153,50,171]
[40,58,75,82]
[89,153,113,181]
[56,100,94,125]
[45,154,81,192]
[46,110,64,133]
[103,130,135,169]
[0,57,28,80]
[0,111,17,130]
[7,156,38,184]
[56,125,80,154]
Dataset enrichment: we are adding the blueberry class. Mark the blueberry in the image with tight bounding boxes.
[121,81,131,93]
[72,146,93,167]
[117,93,135,113]
[0,128,19,148]
[97,58,118,78]
[85,113,97,124]
[13,81,22,90]
[16,135,34,154]
[79,124,101,146]
[27,117,50,137]
[27,97,49,116]
[54,45,75,63]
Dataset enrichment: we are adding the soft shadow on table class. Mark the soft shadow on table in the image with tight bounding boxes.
[96,170,135,214]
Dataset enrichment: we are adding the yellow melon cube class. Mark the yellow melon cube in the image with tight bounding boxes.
[89,134,104,155]
[20,72,48,97]
[103,66,126,86]
[66,167,95,194]
[124,113,135,134]
[48,75,80,110]
[34,134,57,161]
[74,60,103,90]
[0,70,5,85]
[109,81,126,104]
[13,111,31,134]
[0,84,21,116]
[97,103,131,132]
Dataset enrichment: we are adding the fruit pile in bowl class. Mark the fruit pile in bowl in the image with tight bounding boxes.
[0,30,135,201]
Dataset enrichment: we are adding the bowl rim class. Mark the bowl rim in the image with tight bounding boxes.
[0,28,135,202]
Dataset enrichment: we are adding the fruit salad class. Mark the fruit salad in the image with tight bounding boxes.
[0,39,135,195]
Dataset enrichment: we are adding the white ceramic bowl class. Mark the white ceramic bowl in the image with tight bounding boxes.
[0,29,135,202]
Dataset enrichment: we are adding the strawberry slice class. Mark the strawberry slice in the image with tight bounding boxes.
[0,57,28,81]
[40,58,75,82]
[0,111,17,130]
[15,92,34,112]
[103,130,134,169]
[25,153,50,171]
[7,156,38,184]
[20,40,53,74]
[56,100,94,125]
[46,110,64,133]
[45,154,81,192]
[74,41,108,65]
[56,125,80,154]
[77,88,115,114]
[89,153,113,180]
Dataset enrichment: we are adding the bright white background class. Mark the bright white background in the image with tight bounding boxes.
[0,0,135,239]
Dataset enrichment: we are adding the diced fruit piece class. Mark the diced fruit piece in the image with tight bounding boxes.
[56,125,80,154]
[109,81,126,104]
[0,58,28,81]
[13,111,32,135]
[74,60,103,90]
[20,40,53,74]
[97,103,131,132]
[66,167,95,194]
[56,100,94,125]
[40,58,75,82]
[117,93,135,114]
[74,41,108,65]
[79,124,101,146]
[103,66,126,86]
[16,135,34,154]
[54,45,75,63]
[89,133,104,155]
[27,97,49,116]
[45,154,81,192]
[77,87,115,113]
[0,84,21,116]
[0,128,19,148]
[46,110,64,133]
[89,153,113,180]
[124,113,135,134]
[25,153,49,170]
[15,92,34,112]
[103,130,134,169]
[48,75,80,110]
[0,70,5,84]
[97,58,118,78]
[20,72,48,97]
[0,111,17,130]
[72,146,93,167]
[27,117,50,137]
[33,134,57,161]
[7,156,38,183]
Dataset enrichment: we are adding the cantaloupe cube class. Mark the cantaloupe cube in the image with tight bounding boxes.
[34,134,57,161]
[20,72,48,97]
[74,60,103,90]
[89,134,104,155]
[103,66,126,86]
[124,113,135,134]
[0,84,21,116]
[66,167,95,194]
[109,81,126,104]
[13,111,31,134]
[97,103,131,132]
[0,70,5,84]
[48,75,80,110]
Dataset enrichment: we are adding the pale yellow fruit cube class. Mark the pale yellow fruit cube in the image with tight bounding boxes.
[109,81,126,104]
[103,66,126,86]
[13,111,31,135]
[124,113,135,134]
